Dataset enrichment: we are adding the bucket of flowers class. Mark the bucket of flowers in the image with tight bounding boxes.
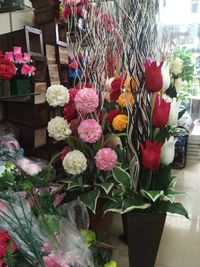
[4,46,36,96]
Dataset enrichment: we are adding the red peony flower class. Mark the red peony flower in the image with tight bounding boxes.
[144,61,163,92]
[152,95,171,128]
[63,88,78,121]
[140,140,163,171]
[110,77,125,101]
[63,103,77,121]
[108,109,122,124]
[60,146,70,161]
[0,59,16,80]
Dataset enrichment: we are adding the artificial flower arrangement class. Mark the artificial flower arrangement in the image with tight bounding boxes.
[2,46,36,95]
[45,55,188,219]
[100,59,189,217]
[0,130,117,267]
[4,46,36,78]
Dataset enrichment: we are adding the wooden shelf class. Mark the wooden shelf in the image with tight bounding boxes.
[0,93,39,102]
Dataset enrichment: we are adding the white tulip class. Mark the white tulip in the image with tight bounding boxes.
[167,97,181,126]
[161,62,170,91]
[160,136,177,165]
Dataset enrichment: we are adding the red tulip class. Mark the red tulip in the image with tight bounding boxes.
[152,95,171,128]
[144,61,163,92]
[140,140,162,171]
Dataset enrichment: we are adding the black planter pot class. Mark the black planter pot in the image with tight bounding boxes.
[123,212,166,267]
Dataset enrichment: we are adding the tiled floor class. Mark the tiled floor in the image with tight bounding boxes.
[110,160,200,267]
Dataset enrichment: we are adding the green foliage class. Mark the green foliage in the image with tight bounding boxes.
[174,47,194,82]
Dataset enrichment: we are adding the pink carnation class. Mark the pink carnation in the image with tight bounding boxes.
[95,148,117,171]
[78,119,102,143]
[74,87,99,114]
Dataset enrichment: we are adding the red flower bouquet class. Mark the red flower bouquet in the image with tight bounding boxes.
[0,54,16,80]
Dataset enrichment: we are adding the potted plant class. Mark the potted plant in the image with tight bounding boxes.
[4,47,36,96]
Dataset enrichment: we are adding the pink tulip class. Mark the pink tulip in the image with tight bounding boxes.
[15,53,23,63]
[4,52,14,62]
[23,53,31,62]
[21,64,36,76]
[13,46,22,55]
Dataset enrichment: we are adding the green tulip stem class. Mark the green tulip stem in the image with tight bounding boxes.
[147,170,153,189]
[150,93,156,141]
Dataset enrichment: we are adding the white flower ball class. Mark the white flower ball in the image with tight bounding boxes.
[62,150,87,175]
[170,58,184,76]
[46,85,69,107]
[47,116,71,141]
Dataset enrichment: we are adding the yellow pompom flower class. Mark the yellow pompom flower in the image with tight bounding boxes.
[112,114,128,131]
[117,92,134,107]
[104,260,117,267]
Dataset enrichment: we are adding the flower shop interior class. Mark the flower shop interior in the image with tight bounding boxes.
[0,0,200,267]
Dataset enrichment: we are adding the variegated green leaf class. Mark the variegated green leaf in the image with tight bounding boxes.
[112,167,132,188]
[121,197,151,214]
[79,190,100,214]
[151,200,189,219]
[141,190,164,202]
[166,189,186,197]
[103,200,123,215]
[96,183,114,195]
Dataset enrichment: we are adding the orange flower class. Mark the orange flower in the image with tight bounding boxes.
[112,114,128,131]
[117,92,134,107]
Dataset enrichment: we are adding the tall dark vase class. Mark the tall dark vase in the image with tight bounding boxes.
[89,198,113,241]
[123,212,166,267]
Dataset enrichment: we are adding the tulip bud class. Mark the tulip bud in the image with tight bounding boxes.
[144,60,163,92]
[140,140,163,171]
[167,97,181,126]
[161,62,170,92]
[160,136,176,165]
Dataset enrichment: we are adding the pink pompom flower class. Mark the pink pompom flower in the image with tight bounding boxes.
[74,87,99,114]
[78,119,102,143]
[95,148,117,171]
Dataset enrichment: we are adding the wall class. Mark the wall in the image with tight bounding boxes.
[0,0,33,34]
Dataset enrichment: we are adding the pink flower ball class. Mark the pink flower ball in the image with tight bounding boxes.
[78,119,102,143]
[95,148,117,171]
[74,87,99,114]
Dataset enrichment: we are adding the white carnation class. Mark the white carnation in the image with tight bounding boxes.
[47,116,71,141]
[46,85,69,107]
[62,150,87,175]
[170,58,184,76]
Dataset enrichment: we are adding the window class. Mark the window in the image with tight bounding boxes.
[191,0,199,13]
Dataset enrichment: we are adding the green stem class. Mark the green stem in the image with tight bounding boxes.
[147,171,153,190]
[150,93,156,141]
